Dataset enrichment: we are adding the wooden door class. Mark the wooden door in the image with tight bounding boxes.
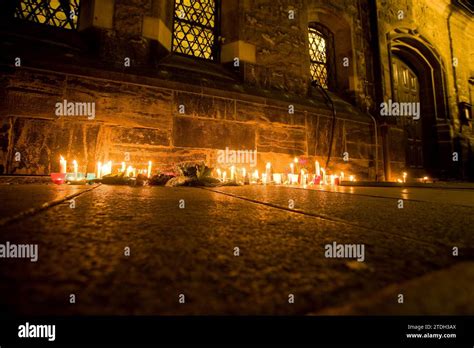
[392,56,423,169]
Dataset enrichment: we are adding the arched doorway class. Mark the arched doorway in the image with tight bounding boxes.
[391,55,423,169]
[388,28,451,178]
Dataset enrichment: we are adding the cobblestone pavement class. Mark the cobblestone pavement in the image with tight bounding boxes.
[0,184,472,315]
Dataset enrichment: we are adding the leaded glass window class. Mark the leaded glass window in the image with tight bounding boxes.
[308,23,334,89]
[14,0,80,30]
[172,0,219,61]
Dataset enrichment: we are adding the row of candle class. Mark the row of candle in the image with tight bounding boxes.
[215,161,356,186]
[97,160,152,178]
[59,156,153,179]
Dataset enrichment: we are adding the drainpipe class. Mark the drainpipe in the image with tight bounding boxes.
[369,0,386,181]
[311,80,336,169]
[366,105,379,182]
[447,5,462,179]
[447,7,460,113]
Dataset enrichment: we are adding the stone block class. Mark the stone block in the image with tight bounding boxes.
[173,117,255,150]
[257,124,306,155]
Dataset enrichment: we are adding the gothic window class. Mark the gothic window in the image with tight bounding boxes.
[14,0,80,30]
[172,0,219,61]
[308,23,335,89]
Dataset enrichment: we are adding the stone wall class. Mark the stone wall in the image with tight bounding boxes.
[376,0,474,180]
[0,67,375,179]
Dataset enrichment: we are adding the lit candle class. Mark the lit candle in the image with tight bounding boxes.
[121,162,126,173]
[330,175,335,185]
[147,161,152,178]
[315,161,320,177]
[294,157,298,164]
[73,160,78,180]
[290,174,299,185]
[252,170,259,183]
[340,171,345,181]
[97,161,102,178]
[290,163,295,174]
[242,168,246,179]
[231,165,236,181]
[403,172,407,183]
[126,165,133,177]
[216,168,222,181]
[60,155,67,174]
[265,162,271,183]
[300,169,306,186]
[349,175,354,182]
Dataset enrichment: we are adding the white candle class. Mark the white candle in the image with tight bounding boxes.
[60,155,67,174]
[290,174,299,185]
[321,168,326,185]
[242,168,246,179]
[126,165,133,177]
[301,169,306,186]
[340,171,345,181]
[121,162,126,173]
[216,168,222,181]
[73,160,78,180]
[403,172,407,183]
[262,173,267,184]
[330,175,335,185]
[315,161,320,177]
[273,173,282,184]
[223,171,227,182]
[266,162,271,180]
[231,165,236,181]
[97,161,102,178]
[290,163,294,174]
[252,170,259,183]
[147,161,152,178]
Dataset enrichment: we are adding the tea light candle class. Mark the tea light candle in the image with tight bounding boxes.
[273,173,282,185]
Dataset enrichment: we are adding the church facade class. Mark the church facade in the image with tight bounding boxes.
[0,0,472,181]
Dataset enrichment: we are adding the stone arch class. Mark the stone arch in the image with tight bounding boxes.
[307,6,355,99]
[387,28,451,176]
